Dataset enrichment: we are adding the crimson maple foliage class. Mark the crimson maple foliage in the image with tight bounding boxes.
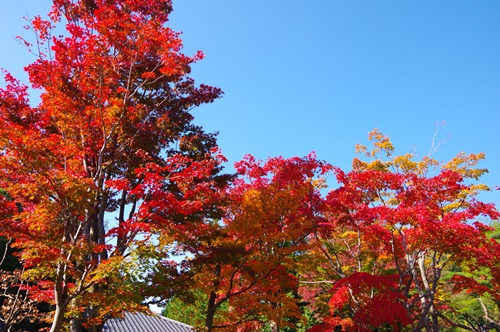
[303,130,500,331]
[208,154,330,331]
[0,1,228,331]
[151,154,331,331]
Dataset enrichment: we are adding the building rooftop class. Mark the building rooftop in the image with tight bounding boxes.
[103,311,193,332]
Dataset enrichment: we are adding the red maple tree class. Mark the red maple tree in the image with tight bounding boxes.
[0,1,228,331]
[149,154,331,331]
[304,130,500,331]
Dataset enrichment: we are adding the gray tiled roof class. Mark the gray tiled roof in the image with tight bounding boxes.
[103,311,193,332]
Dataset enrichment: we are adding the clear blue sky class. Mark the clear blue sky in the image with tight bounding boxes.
[1,1,499,208]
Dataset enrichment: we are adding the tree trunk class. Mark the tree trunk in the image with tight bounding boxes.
[206,264,221,332]
[50,303,67,332]
[416,254,438,332]
[51,258,69,332]
[206,292,217,332]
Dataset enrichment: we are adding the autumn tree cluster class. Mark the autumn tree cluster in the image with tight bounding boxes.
[0,1,499,332]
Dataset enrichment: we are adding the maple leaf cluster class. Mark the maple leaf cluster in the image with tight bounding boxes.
[0,1,499,332]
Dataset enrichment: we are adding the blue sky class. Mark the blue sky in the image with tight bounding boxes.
[1,1,499,207]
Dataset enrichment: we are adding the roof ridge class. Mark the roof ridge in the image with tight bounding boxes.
[104,311,193,332]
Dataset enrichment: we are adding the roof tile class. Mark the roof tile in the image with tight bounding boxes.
[103,312,193,332]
